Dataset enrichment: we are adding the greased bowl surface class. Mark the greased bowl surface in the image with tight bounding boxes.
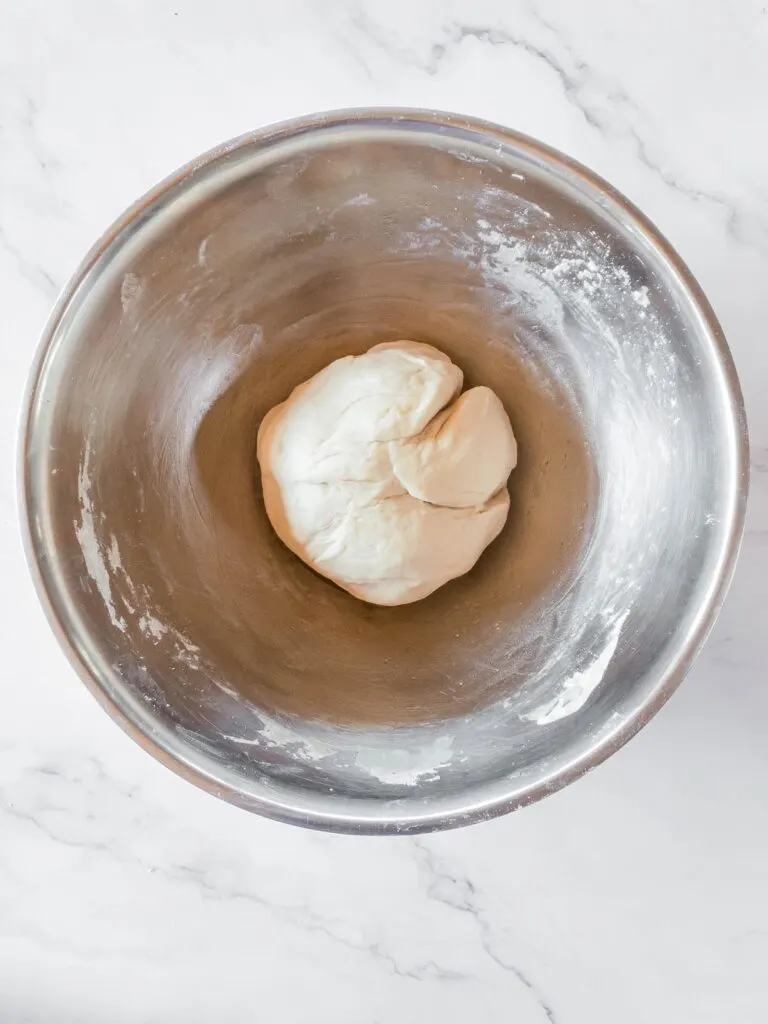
[21,110,748,833]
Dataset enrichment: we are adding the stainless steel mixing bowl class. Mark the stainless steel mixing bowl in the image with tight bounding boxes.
[21,109,748,833]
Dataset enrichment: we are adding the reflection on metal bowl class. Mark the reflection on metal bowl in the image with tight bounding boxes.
[21,109,748,833]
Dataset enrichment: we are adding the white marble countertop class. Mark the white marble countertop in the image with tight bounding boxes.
[2,1,767,1021]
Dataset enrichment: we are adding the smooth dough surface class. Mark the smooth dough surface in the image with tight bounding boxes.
[256,342,517,605]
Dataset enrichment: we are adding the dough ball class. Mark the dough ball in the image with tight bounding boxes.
[256,341,517,606]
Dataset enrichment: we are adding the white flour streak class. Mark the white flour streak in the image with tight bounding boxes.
[521,611,629,724]
[120,272,143,315]
[239,718,337,763]
[75,440,126,631]
[342,192,376,206]
[106,535,122,571]
[138,613,167,642]
[353,735,454,785]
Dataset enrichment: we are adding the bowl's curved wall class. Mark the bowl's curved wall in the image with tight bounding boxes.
[22,111,748,832]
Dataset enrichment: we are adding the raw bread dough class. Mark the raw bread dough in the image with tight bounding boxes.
[256,342,517,605]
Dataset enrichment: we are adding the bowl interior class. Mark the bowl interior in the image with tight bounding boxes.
[25,113,744,828]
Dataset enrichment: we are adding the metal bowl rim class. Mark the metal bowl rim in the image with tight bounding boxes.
[18,107,750,835]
